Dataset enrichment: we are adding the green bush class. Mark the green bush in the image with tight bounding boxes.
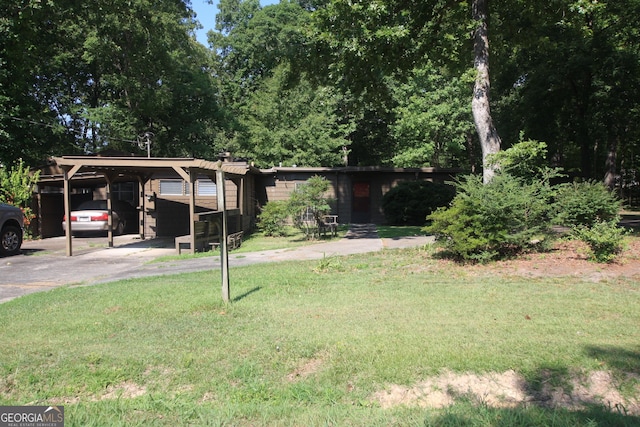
[487,138,552,183]
[258,176,336,240]
[572,219,627,263]
[257,200,289,237]
[382,180,455,226]
[425,174,555,262]
[0,159,40,235]
[554,181,621,227]
[288,176,333,238]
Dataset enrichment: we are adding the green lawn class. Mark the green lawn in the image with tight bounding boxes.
[376,225,427,239]
[1,239,639,425]
[235,225,348,252]
[154,225,349,262]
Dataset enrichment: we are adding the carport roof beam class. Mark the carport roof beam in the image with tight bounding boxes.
[53,156,250,178]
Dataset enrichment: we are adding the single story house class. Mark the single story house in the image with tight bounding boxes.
[255,165,460,224]
[32,155,461,239]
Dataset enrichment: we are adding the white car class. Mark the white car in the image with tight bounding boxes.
[0,203,24,256]
[62,200,137,236]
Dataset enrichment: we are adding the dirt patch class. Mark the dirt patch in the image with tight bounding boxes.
[44,381,147,405]
[371,369,640,414]
[98,380,147,400]
[492,239,640,280]
[286,357,324,382]
[427,238,640,281]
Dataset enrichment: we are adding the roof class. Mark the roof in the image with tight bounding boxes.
[259,165,464,174]
[54,156,250,175]
[38,156,252,186]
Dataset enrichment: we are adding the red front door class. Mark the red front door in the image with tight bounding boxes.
[352,181,371,223]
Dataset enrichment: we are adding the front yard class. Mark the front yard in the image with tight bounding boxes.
[1,234,639,426]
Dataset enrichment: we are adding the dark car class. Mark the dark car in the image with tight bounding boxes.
[0,203,24,256]
[62,199,138,236]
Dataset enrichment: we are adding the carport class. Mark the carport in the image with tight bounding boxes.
[53,156,250,301]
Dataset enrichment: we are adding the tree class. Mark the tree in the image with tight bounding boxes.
[237,65,352,167]
[472,0,501,182]
[491,0,640,185]
[309,0,501,175]
[210,0,300,103]
[0,159,40,231]
[210,1,352,166]
[0,0,73,166]
[257,176,334,239]
[1,0,222,164]
[390,65,476,168]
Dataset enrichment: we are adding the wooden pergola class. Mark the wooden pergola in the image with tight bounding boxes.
[53,156,250,302]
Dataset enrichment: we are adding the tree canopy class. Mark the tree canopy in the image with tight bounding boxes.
[2,0,640,189]
[1,0,223,166]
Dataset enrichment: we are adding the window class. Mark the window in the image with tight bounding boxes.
[158,179,217,196]
[113,182,136,204]
[159,180,183,196]
[197,179,217,196]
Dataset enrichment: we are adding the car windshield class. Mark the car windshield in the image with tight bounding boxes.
[77,200,108,210]
[76,200,135,211]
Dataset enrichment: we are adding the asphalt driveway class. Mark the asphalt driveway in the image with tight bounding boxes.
[0,225,434,303]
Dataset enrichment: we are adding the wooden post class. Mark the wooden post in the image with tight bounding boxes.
[62,163,82,257]
[138,176,146,239]
[188,169,197,254]
[63,169,73,257]
[217,168,230,302]
[105,174,114,248]
[238,177,245,232]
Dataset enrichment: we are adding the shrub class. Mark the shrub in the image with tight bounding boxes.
[257,200,289,237]
[554,181,621,227]
[0,159,40,236]
[287,176,333,239]
[382,180,455,226]
[425,174,555,262]
[572,219,627,263]
[258,176,335,240]
[487,138,552,183]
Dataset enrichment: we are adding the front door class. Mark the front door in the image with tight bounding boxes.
[352,181,371,223]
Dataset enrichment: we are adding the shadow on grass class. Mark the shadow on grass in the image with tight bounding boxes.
[424,402,640,426]
[620,213,640,236]
[585,345,640,374]
[232,286,262,303]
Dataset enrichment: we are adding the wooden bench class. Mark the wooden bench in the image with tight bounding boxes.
[175,220,220,254]
[299,215,338,239]
[319,215,338,237]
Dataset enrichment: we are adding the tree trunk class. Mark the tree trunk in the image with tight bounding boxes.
[603,134,618,190]
[472,0,501,183]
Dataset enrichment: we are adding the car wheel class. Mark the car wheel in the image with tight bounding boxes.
[0,225,22,256]
[115,220,125,235]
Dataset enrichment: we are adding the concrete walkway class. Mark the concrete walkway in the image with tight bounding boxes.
[1,224,434,303]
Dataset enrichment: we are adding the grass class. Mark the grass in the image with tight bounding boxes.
[153,225,349,262]
[376,225,427,239]
[1,235,640,425]
[237,225,348,252]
